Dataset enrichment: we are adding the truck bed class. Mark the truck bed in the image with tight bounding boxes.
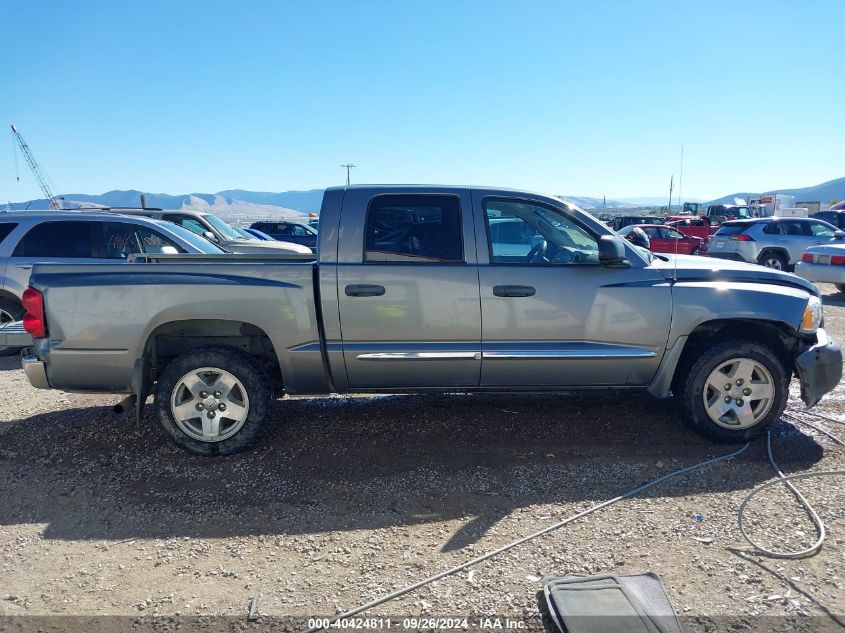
[28,256,330,394]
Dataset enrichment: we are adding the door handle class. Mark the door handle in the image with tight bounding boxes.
[15,265,32,270]
[493,285,536,297]
[345,284,386,297]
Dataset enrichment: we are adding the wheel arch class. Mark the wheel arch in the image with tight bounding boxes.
[756,247,790,266]
[649,318,799,398]
[0,290,23,310]
[140,319,284,398]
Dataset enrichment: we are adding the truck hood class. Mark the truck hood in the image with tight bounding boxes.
[225,240,312,254]
[651,254,818,295]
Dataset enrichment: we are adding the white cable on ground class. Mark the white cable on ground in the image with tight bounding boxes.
[736,412,844,559]
[303,442,752,632]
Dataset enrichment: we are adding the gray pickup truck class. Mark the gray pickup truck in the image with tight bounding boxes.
[18,186,842,455]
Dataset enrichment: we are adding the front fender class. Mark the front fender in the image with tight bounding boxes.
[667,281,810,348]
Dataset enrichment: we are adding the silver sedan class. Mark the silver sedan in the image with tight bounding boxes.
[794,242,845,293]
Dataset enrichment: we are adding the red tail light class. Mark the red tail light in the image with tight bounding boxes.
[802,252,814,263]
[730,234,754,241]
[832,256,845,266]
[22,287,47,339]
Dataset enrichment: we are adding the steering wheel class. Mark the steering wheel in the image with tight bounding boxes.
[526,239,548,263]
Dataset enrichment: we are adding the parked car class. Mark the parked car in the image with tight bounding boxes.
[242,227,275,241]
[0,211,224,356]
[249,220,318,251]
[18,186,840,455]
[619,224,706,255]
[811,210,845,230]
[664,216,716,240]
[609,215,661,231]
[707,217,842,270]
[795,240,845,292]
[113,209,312,255]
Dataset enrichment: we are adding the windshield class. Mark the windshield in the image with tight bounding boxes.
[202,213,243,241]
[163,223,227,253]
[235,227,258,240]
[732,206,753,219]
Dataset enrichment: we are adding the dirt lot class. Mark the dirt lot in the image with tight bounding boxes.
[1,287,844,632]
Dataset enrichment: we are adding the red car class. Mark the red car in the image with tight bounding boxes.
[620,224,706,255]
[664,216,717,240]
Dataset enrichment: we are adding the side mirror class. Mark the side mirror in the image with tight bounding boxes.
[834,230,845,241]
[203,231,219,243]
[160,245,179,255]
[598,235,628,266]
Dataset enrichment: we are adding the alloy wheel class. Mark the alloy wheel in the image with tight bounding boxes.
[702,357,775,429]
[170,367,250,442]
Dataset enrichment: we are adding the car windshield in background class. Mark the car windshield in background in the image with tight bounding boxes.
[165,223,227,253]
[202,214,243,241]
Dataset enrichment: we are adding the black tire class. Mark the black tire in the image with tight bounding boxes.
[155,346,271,456]
[0,298,25,357]
[676,339,788,443]
[757,251,787,271]
[690,248,699,256]
[836,284,845,294]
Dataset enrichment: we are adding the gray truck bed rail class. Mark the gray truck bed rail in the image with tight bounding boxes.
[127,253,316,263]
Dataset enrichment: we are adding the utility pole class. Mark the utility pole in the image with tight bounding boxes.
[678,146,684,209]
[340,163,356,186]
[667,175,674,214]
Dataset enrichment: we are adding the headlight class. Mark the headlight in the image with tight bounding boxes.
[800,295,823,334]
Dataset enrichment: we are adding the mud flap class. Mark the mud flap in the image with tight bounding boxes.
[130,355,152,422]
[795,329,842,408]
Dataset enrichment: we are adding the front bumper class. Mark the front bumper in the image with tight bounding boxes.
[22,347,50,390]
[795,328,842,407]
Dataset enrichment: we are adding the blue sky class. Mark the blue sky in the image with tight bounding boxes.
[1,0,842,203]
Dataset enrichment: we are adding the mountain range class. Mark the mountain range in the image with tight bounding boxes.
[704,176,845,207]
[4,176,844,216]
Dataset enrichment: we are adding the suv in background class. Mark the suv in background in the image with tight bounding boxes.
[0,211,223,355]
[812,210,845,230]
[113,209,312,255]
[249,220,318,251]
[707,217,842,270]
[609,215,661,231]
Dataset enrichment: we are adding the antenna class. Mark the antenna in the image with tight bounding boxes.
[340,163,356,186]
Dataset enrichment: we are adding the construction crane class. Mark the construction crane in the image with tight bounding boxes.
[10,124,65,210]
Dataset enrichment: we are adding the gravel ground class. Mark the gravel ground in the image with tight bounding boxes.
[1,285,844,632]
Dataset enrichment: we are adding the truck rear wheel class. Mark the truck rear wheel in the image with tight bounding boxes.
[155,346,271,455]
[676,339,788,442]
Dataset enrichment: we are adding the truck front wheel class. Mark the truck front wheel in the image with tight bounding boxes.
[677,339,788,442]
[155,346,271,455]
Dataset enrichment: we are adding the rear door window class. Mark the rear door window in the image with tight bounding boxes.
[364,195,463,263]
[100,222,185,259]
[12,221,95,258]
